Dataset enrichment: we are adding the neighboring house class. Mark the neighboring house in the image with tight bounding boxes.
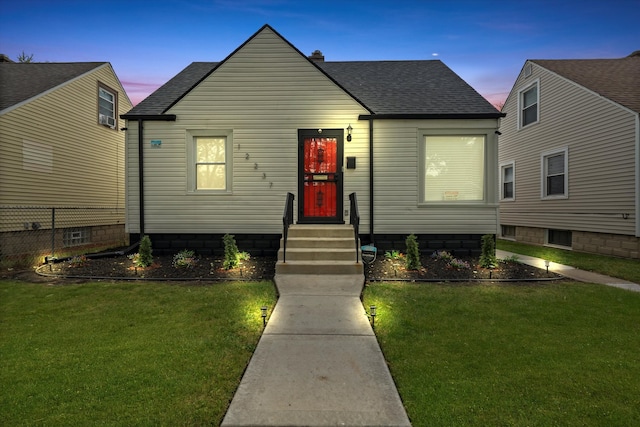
[0,55,133,263]
[499,52,640,259]
[121,25,503,256]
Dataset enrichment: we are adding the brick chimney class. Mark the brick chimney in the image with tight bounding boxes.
[309,50,324,62]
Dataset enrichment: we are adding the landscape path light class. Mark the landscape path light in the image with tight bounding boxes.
[261,306,268,327]
[370,305,377,328]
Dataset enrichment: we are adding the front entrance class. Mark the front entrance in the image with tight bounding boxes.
[297,129,344,223]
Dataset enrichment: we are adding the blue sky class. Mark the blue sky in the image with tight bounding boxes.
[1,0,638,106]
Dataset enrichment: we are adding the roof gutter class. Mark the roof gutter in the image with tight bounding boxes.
[120,114,176,236]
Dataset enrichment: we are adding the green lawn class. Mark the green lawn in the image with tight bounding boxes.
[0,280,277,426]
[363,281,640,426]
[497,239,640,284]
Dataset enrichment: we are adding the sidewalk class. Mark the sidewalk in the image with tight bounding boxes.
[497,249,640,293]
[221,274,411,426]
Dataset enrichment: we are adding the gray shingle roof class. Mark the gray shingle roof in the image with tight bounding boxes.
[0,62,105,112]
[124,59,501,118]
[532,54,640,113]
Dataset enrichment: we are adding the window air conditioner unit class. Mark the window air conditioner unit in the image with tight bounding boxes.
[99,114,115,128]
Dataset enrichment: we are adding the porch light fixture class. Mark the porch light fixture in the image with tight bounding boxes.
[346,124,353,142]
[370,305,377,328]
[544,260,550,273]
[261,306,268,327]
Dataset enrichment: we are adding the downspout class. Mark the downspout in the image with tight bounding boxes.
[369,118,375,244]
[137,119,145,236]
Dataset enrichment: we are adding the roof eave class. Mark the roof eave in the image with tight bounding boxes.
[358,113,506,120]
[120,114,177,121]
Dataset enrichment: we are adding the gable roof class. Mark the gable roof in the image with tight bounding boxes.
[123,25,502,119]
[531,53,640,113]
[0,62,106,113]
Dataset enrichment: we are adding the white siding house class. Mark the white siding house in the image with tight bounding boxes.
[0,57,132,263]
[499,52,640,259]
[122,25,503,256]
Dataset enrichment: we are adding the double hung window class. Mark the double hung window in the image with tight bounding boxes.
[541,148,568,199]
[501,162,515,200]
[98,83,117,129]
[519,81,539,128]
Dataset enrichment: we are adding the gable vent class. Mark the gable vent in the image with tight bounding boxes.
[524,63,532,78]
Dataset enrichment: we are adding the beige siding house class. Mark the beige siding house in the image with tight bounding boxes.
[0,57,132,262]
[499,52,640,258]
[122,25,503,256]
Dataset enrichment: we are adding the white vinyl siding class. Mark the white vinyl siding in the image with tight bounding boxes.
[499,62,637,236]
[124,27,370,234]
[374,119,499,235]
[0,65,131,228]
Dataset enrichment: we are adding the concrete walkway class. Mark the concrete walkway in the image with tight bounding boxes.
[221,274,411,426]
[497,249,640,292]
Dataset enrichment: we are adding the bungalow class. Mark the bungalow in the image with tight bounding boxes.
[121,25,503,257]
[499,52,640,259]
[0,56,132,263]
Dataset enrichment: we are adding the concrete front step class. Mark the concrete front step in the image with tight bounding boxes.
[287,224,355,238]
[281,237,356,249]
[275,260,364,275]
[278,248,359,262]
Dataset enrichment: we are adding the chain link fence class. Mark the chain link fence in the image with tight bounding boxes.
[1,206,127,268]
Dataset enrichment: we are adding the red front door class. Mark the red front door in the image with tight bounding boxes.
[298,130,343,223]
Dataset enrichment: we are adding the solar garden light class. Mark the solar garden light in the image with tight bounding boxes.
[370,305,377,328]
[544,260,550,273]
[261,306,268,327]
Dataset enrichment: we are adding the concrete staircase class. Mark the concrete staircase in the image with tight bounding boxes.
[275,224,364,275]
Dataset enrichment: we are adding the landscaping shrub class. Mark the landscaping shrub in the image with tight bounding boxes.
[479,234,497,268]
[405,234,421,270]
[172,249,197,269]
[129,235,153,268]
[223,234,240,270]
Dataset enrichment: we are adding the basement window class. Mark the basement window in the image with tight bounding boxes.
[547,229,572,248]
[63,227,91,247]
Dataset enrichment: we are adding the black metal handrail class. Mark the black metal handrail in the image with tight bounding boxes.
[282,192,295,263]
[349,192,360,263]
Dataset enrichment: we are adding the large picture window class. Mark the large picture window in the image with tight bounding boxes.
[195,137,227,190]
[423,135,485,202]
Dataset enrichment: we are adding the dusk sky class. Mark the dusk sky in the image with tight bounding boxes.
[1,0,638,107]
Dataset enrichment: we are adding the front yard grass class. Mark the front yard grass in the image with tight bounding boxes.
[0,280,277,426]
[363,281,640,426]
[497,239,640,284]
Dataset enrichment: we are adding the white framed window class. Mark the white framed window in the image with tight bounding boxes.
[501,225,516,239]
[420,135,485,203]
[518,80,539,128]
[500,161,515,201]
[187,131,233,193]
[541,147,568,199]
[98,83,117,129]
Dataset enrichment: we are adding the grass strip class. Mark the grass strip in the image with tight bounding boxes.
[497,239,640,283]
[0,280,277,426]
[364,281,640,426]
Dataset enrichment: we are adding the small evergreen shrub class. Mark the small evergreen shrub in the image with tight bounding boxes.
[129,235,153,268]
[479,234,498,268]
[223,234,240,270]
[405,234,422,270]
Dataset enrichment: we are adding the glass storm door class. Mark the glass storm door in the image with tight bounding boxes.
[298,130,343,223]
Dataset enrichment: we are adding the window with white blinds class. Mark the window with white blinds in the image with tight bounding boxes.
[423,135,485,202]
